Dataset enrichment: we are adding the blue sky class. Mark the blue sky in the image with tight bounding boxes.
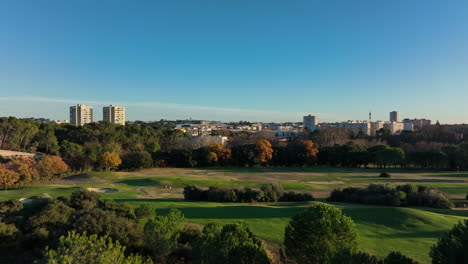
[1,0,468,123]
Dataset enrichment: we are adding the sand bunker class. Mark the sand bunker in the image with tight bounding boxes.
[87,188,118,193]
[19,198,33,203]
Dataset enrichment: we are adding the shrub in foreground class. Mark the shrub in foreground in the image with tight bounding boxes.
[325,249,418,264]
[0,199,23,213]
[193,222,270,264]
[39,231,150,264]
[284,203,357,264]
[430,220,468,264]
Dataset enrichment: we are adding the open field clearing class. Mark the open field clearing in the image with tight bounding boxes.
[1,167,468,263]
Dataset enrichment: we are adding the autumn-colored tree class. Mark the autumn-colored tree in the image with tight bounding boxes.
[6,157,39,182]
[0,165,20,190]
[36,156,69,179]
[207,143,232,165]
[256,139,273,165]
[296,140,319,166]
[100,152,122,171]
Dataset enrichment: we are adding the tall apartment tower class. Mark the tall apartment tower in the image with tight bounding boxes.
[303,114,318,131]
[103,105,126,125]
[70,104,93,126]
[389,111,400,123]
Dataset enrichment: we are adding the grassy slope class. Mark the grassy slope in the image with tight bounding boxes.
[1,168,468,263]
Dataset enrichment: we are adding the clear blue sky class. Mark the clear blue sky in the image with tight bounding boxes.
[1,0,468,123]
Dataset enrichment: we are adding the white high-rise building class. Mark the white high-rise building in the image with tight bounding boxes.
[303,114,318,131]
[70,104,93,126]
[103,105,126,125]
[390,111,400,123]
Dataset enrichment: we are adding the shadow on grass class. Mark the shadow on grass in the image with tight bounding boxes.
[116,179,161,186]
[367,230,447,239]
[114,198,308,219]
[351,176,467,183]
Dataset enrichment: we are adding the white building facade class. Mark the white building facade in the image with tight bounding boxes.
[70,104,93,126]
[103,105,126,125]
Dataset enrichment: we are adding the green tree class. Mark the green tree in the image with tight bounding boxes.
[193,222,270,264]
[134,204,154,219]
[39,231,150,264]
[430,220,468,264]
[284,203,358,264]
[144,209,184,261]
[383,252,418,264]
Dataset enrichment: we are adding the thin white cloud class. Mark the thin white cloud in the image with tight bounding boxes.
[0,96,338,122]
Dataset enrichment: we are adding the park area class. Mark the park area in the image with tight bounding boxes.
[2,167,468,263]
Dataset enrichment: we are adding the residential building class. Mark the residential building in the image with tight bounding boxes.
[103,105,126,125]
[370,121,385,136]
[70,104,93,126]
[402,118,431,130]
[390,111,400,123]
[303,114,318,131]
[384,122,405,134]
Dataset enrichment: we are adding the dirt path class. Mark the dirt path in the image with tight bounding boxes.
[137,187,152,198]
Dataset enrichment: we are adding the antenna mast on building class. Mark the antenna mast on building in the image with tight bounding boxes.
[369,111,372,122]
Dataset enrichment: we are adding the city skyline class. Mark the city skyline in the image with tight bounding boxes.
[2,1,468,123]
[0,96,443,124]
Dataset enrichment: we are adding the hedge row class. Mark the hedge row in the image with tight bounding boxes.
[183,184,314,203]
[328,184,453,209]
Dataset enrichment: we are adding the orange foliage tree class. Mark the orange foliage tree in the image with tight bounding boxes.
[207,143,232,165]
[255,139,273,166]
[296,140,319,166]
[6,157,39,182]
[0,164,20,190]
[99,152,122,171]
[36,156,69,179]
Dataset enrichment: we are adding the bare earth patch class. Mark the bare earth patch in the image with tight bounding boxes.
[0,150,35,158]
[87,188,118,193]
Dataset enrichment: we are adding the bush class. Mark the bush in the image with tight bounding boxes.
[380,172,391,178]
[325,248,379,264]
[69,189,101,210]
[284,203,358,264]
[430,220,468,264]
[183,184,313,203]
[134,204,153,219]
[279,191,315,202]
[0,199,23,213]
[193,222,270,264]
[329,184,452,209]
[383,252,418,264]
[325,250,417,264]
[40,231,149,264]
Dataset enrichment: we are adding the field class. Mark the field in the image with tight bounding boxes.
[2,167,468,263]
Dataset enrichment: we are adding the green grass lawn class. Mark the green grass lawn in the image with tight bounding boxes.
[2,167,468,263]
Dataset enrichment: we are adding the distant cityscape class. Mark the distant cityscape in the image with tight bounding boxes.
[23,103,444,143]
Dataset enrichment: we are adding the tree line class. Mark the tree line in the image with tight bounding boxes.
[3,117,468,173]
